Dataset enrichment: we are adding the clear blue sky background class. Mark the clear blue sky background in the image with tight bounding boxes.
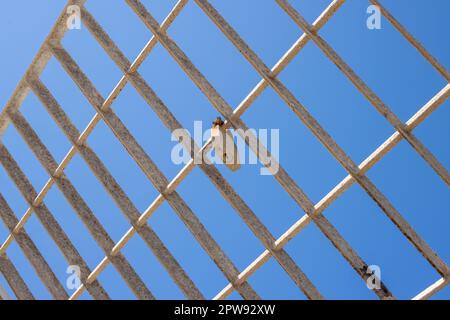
[0,0,448,300]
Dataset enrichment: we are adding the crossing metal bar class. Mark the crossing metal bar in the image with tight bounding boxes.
[0,255,34,300]
[370,0,450,82]
[0,282,12,300]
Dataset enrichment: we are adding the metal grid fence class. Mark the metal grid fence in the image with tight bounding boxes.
[0,0,448,300]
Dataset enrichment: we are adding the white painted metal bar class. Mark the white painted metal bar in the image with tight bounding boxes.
[413,277,449,300]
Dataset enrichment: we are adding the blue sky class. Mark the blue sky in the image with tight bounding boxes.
[0,0,449,300]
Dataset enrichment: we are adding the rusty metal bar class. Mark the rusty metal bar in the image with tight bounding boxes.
[0,282,11,300]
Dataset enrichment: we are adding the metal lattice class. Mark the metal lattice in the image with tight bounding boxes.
[0,0,448,300]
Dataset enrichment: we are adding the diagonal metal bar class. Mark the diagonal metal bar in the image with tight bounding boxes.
[191,0,449,279]
[311,85,450,215]
[29,78,203,300]
[232,0,345,120]
[413,277,449,300]
[215,83,450,299]
[0,144,109,300]
[50,44,259,300]
[7,110,155,300]
[275,0,450,187]
[0,193,68,299]
[370,0,450,82]
[0,255,34,300]
[203,161,394,300]
[0,282,12,300]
